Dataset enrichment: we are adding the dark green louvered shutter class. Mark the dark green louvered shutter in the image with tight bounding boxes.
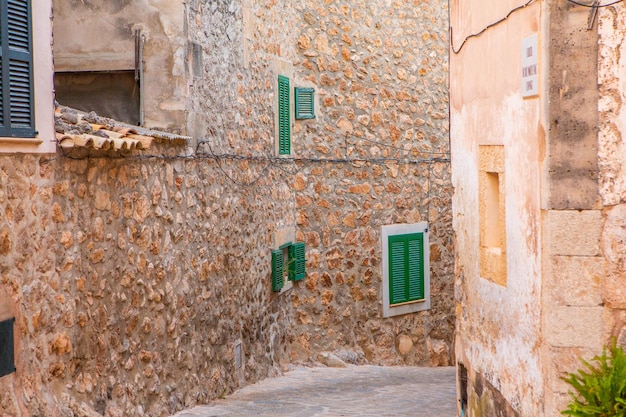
[278,75,290,155]
[295,87,314,120]
[0,317,15,377]
[271,249,284,292]
[388,233,424,305]
[288,242,306,281]
[0,0,35,137]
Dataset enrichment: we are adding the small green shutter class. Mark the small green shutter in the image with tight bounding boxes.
[271,249,284,292]
[288,242,306,281]
[294,87,315,119]
[389,233,424,305]
[278,75,290,155]
[0,0,35,138]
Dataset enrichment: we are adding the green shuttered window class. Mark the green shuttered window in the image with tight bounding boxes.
[278,75,290,155]
[271,249,284,292]
[0,0,35,137]
[288,242,306,281]
[294,87,314,120]
[388,232,424,305]
[271,242,306,292]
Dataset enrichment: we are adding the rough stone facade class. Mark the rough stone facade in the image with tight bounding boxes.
[598,0,626,383]
[0,1,454,416]
[0,145,297,416]
[289,0,453,365]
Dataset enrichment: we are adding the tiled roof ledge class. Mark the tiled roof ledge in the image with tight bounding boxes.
[55,105,192,153]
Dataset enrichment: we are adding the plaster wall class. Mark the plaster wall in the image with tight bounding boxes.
[450,1,544,415]
[53,0,186,132]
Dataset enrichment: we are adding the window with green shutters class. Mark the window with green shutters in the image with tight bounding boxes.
[0,0,35,138]
[271,242,306,292]
[288,242,306,281]
[294,87,315,120]
[388,232,424,305]
[277,75,290,155]
[382,223,430,318]
[271,249,284,292]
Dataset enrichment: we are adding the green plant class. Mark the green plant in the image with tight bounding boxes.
[561,340,626,417]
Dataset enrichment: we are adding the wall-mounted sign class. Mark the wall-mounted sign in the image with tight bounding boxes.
[521,34,538,98]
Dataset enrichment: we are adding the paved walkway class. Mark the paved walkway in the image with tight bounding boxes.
[172,365,457,417]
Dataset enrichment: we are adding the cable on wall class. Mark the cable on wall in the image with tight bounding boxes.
[450,0,624,54]
[450,0,535,54]
[566,0,623,7]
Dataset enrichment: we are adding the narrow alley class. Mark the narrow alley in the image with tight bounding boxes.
[171,365,456,417]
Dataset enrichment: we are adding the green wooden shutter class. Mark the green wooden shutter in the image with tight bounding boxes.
[0,0,35,137]
[388,233,424,305]
[271,249,284,292]
[278,75,290,155]
[295,87,315,119]
[288,242,306,281]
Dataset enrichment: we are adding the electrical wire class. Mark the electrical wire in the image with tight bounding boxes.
[450,0,535,54]
[450,0,624,54]
[566,0,623,6]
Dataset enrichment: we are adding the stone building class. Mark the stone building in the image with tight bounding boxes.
[451,0,626,416]
[0,0,452,416]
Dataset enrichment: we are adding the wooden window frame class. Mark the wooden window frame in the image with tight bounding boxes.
[0,0,36,138]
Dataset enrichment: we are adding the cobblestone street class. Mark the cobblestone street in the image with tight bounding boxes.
[172,365,457,417]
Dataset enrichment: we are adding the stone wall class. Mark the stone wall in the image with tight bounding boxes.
[0,0,455,415]
[185,0,455,366]
[598,1,626,360]
[289,0,453,365]
[0,146,297,416]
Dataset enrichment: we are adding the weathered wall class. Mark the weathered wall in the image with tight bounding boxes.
[598,0,626,368]
[0,144,297,416]
[288,0,453,365]
[53,0,186,132]
[0,0,456,415]
[450,1,544,416]
[452,1,626,416]
[184,0,455,366]
[540,3,620,416]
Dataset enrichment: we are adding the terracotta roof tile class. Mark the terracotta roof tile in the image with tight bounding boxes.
[54,105,190,151]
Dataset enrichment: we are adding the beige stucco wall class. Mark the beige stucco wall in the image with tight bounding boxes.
[53,0,186,132]
[453,1,626,416]
[451,1,544,415]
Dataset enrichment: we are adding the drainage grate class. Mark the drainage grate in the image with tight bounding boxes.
[0,318,15,377]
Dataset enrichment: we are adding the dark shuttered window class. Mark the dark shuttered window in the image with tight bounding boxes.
[388,232,425,305]
[0,317,15,377]
[278,75,290,155]
[0,0,35,138]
